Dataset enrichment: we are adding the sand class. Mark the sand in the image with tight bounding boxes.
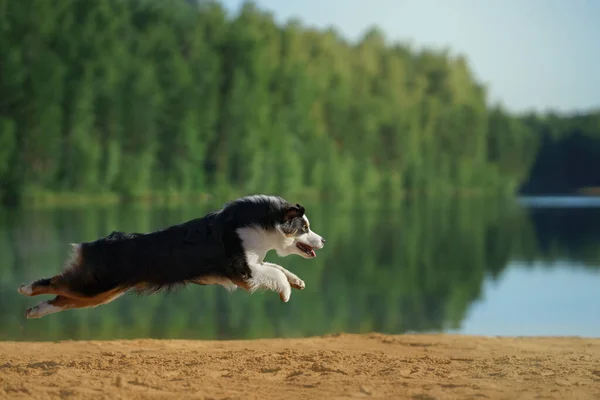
[0,333,599,400]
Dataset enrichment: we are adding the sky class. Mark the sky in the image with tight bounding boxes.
[220,0,600,114]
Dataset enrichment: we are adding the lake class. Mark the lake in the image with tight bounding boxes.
[1,197,598,341]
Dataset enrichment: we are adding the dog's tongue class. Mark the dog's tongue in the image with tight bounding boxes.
[309,249,316,258]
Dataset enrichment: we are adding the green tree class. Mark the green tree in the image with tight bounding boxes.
[0,0,597,206]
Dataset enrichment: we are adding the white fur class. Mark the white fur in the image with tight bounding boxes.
[67,243,82,265]
[248,263,292,302]
[274,215,325,259]
[235,226,292,301]
[26,302,63,319]
[235,214,324,301]
[263,261,305,290]
[17,283,33,296]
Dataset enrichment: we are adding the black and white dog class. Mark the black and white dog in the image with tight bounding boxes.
[18,195,326,319]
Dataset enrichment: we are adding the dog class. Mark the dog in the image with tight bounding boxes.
[17,194,326,319]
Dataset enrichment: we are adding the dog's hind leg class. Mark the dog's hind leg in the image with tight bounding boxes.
[25,295,80,319]
[25,288,127,319]
[18,276,63,297]
[18,275,85,299]
[18,243,86,298]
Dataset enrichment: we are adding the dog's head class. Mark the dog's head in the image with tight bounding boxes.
[275,203,325,259]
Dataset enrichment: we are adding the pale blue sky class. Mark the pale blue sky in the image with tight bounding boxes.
[221,0,600,114]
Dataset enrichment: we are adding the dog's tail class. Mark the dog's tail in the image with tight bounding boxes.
[62,243,84,274]
[17,243,86,297]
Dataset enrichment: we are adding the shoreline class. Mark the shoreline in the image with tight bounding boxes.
[3,191,598,210]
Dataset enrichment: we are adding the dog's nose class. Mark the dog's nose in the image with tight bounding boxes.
[321,238,326,244]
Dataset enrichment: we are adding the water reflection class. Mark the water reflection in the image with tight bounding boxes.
[453,261,600,337]
[0,198,598,341]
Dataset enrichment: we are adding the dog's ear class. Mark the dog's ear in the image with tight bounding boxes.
[282,204,304,222]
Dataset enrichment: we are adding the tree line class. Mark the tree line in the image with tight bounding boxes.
[0,0,597,206]
[519,112,600,195]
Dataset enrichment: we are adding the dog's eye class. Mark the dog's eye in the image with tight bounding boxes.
[286,229,298,237]
[302,225,308,232]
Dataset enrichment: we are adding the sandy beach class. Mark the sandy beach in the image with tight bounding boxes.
[1,333,599,400]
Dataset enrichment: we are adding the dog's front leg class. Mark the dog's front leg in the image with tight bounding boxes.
[262,262,305,291]
[243,262,293,302]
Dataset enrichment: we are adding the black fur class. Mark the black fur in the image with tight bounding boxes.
[59,194,303,297]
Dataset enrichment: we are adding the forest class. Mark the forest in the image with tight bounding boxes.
[0,0,598,206]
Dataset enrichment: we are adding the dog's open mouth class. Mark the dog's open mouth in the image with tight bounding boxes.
[296,242,316,258]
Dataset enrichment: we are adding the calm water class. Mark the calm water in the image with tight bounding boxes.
[0,197,598,341]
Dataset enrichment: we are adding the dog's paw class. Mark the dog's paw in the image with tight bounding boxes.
[290,278,305,290]
[25,306,40,319]
[279,286,292,303]
[18,283,33,296]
